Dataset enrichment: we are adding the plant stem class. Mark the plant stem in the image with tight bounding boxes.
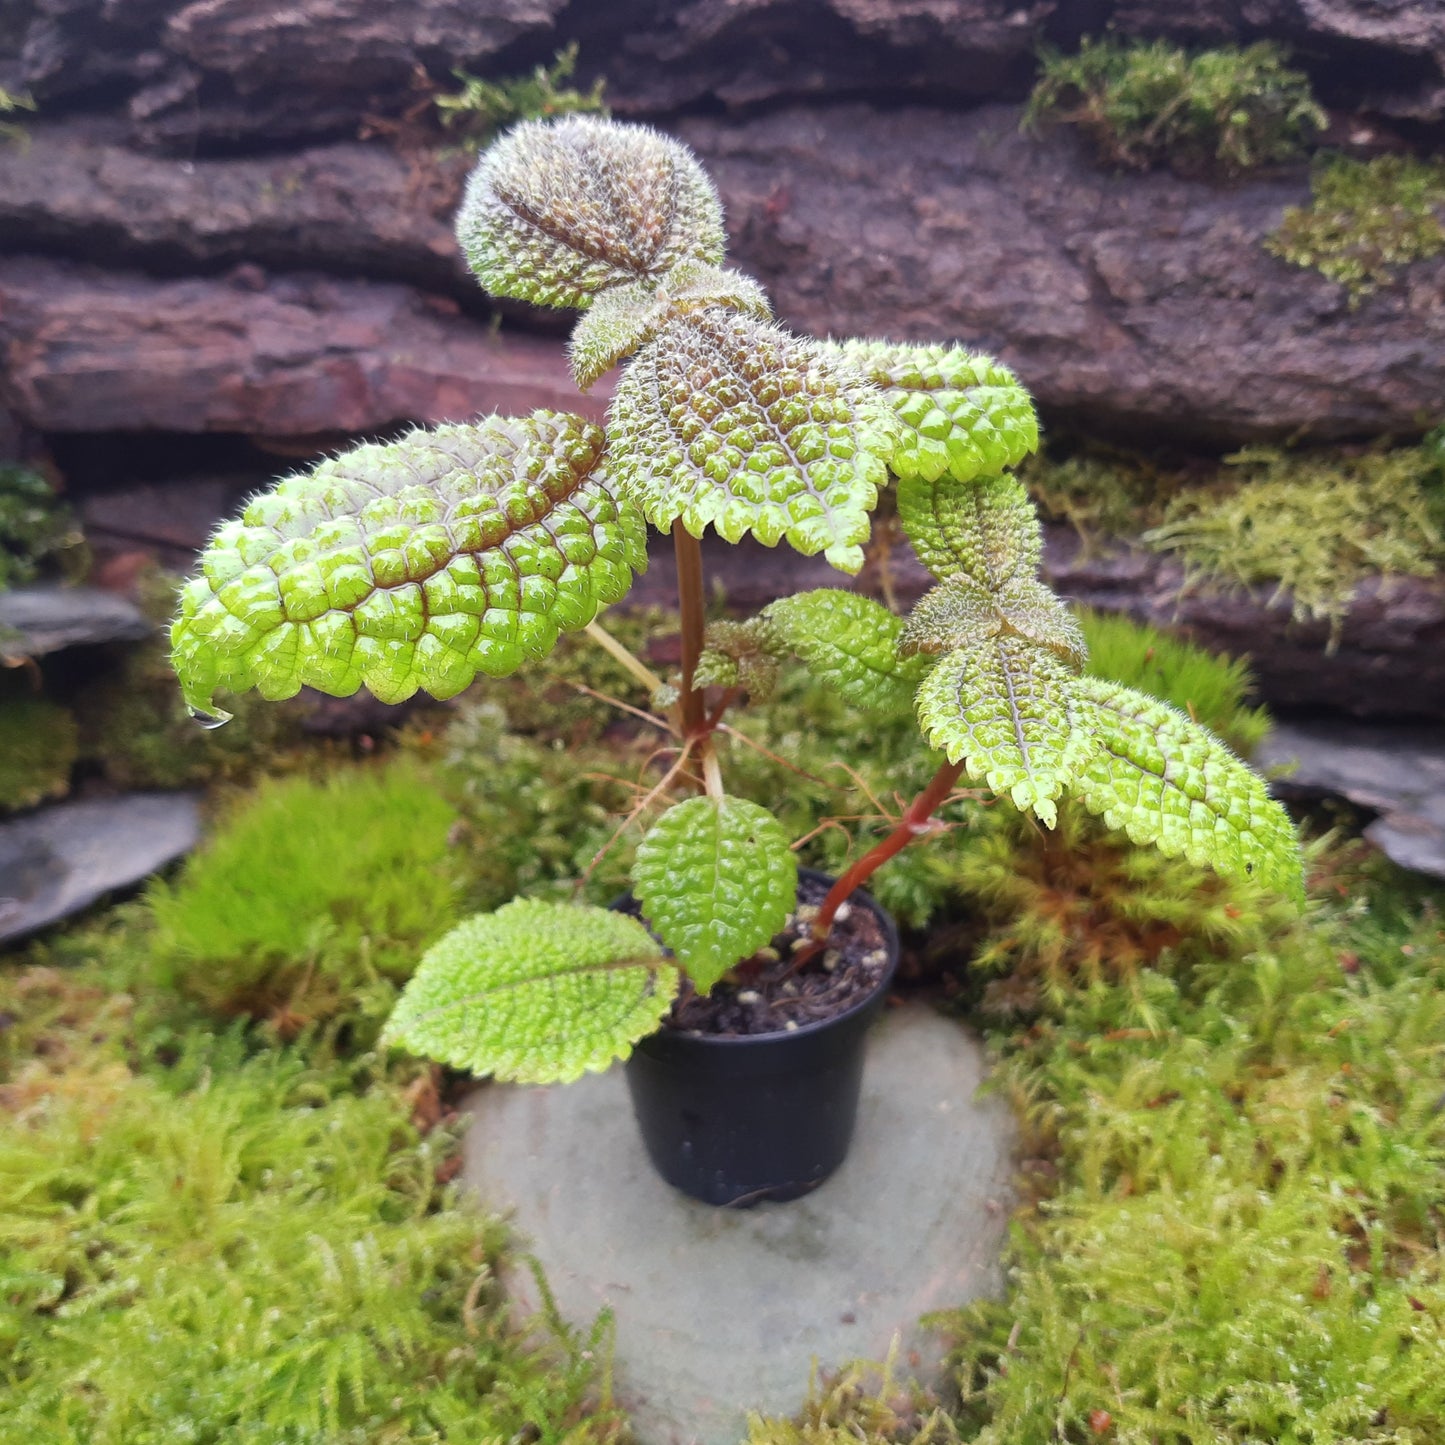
[805,758,967,947]
[672,522,708,740]
[583,618,666,695]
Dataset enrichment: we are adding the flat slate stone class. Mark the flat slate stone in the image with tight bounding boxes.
[0,585,150,660]
[0,792,202,943]
[1259,721,1445,880]
[461,1002,1014,1445]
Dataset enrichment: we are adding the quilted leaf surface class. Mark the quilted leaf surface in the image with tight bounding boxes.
[383,899,676,1084]
[822,340,1039,484]
[1071,677,1304,900]
[897,472,1043,589]
[633,794,798,992]
[608,309,895,574]
[915,635,1095,827]
[456,116,725,309]
[171,412,646,719]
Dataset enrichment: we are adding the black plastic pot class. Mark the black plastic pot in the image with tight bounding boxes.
[622,870,900,1208]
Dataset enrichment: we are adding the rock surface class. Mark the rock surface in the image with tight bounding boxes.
[1258,721,1445,879]
[0,791,202,943]
[0,585,151,659]
[2,104,1440,445]
[8,1,1442,149]
[462,1001,1014,1445]
[0,257,605,439]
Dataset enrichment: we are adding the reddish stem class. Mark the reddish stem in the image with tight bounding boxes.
[795,758,967,964]
[673,522,708,742]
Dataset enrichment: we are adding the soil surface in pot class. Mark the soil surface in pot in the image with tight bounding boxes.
[628,872,892,1037]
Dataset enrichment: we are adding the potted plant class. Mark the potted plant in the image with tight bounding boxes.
[170,116,1303,1207]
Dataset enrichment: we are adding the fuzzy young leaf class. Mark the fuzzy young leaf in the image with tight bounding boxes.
[383,899,677,1084]
[915,635,1095,826]
[568,263,772,390]
[171,412,646,718]
[902,576,1086,669]
[897,472,1043,589]
[1071,677,1304,900]
[764,588,929,711]
[694,616,785,699]
[822,341,1039,484]
[608,309,896,574]
[456,116,725,309]
[633,794,798,992]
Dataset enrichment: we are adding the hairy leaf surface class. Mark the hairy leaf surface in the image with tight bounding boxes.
[915,635,1094,826]
[456,117,725,309]
[1071,677,1304,900]
[171,413,646,718]
[822,340,1039,483]
[765,589,929,711]
[633,794,798,992]
[568,263,772,390]
[694,616,785,699]
[897,472,1043,588]
[608,310,895,573]
[902,576,1086,669]
[383,900,676,1084]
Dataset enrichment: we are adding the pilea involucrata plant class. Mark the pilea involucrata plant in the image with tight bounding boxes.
[171,116,1303,1084]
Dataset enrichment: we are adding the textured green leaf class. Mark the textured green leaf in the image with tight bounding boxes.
[633,794,798,992]
[821,340,1039,483]
[1071,677,1304,900]
[456,116,725,309]
[608,310,896,574]
[901,576,1086,669]
[568,263,772,390]
[171,412,646,719]
[897,472,1043,588]
[764,588,929,711]
[382,899,676,1085]
[915,636,1094,826]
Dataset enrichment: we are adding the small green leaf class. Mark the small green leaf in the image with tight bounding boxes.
[764,589,929,711]
[382,899,677,1084]
[901,576,1086,670]
[633,794,798,992]
[821,340,1039,483]
[456,116,725,309]
[897,472,1043,588]
[569,263,772,390]
[1070,677,1304,901]
[694,616,784,699]
[608,311,896,574]
[915,636,1095,826]
[171,412,646,717]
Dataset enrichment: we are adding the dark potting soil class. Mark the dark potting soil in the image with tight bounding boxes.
[630,873,893,1038]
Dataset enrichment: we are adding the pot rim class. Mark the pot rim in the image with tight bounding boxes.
[620,866,901,1050]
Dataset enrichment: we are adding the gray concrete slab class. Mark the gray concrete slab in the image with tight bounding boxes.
[461,1002,1015,1445]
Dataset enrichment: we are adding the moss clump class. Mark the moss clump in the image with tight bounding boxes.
[0,963,623,1444]
[1268,153,1445,300]
[1078,609,1269,756]
[434,44,607,153]
[0,692,77,812]
[149,761,462,1042]
[1145,444,1444,640]
[1025,38,1325,176]
[0,466,85,591]
[1022,450,1177,548]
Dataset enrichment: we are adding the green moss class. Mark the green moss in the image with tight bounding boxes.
[1022,450,1176,547]
[1025,38,1324,176]
[1268,152,1445,300]
[0,1029,623,1443]
[1078,610,1269,756]
[434,44,607,153]
[149,761,462,1042]
[0,692,77,812]
[0,466,84,591]
[1145,444,1444,640]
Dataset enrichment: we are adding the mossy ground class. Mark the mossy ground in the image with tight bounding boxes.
[3,610,1443,1441]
